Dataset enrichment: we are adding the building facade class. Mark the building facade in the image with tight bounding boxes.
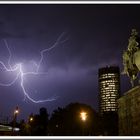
[98,66,120,135]
[118,86,140,136]
[98,66,120,115]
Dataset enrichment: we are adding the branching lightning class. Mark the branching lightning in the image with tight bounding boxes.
[0,33,67,103]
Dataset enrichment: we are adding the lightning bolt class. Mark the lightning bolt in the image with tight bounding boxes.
[0,32,67,103]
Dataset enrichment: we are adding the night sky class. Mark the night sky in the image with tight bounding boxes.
[0,4,139,121]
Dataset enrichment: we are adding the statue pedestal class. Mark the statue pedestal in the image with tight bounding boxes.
[118,86,140,135]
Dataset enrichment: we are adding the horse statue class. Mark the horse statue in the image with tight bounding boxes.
[122,29,140,87]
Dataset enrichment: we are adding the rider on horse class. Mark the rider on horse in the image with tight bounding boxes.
[122,29,139,87]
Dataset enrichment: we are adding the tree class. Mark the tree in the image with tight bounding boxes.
[19,119,31,136]
[39,107,49,135]
[48,103,100,136]
[29,107,49,136]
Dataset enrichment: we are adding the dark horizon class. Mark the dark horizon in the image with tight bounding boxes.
[0,4,138,121]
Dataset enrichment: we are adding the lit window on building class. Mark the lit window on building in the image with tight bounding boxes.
[99,66,120,115]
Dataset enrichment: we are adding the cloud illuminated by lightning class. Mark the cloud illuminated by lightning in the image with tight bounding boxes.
[0,32,67,103]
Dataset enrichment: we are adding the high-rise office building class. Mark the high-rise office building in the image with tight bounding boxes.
[98,66,120,135]
[98,66,120,115]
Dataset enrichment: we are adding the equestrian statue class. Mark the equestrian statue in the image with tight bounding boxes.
[122,29,140,87]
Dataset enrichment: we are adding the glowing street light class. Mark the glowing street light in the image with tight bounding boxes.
[14,108,19,115]
[29,113,34,123]
[14,106,19,117]
[80,111,87,122]
[29,117,33,122]
[13,106,19,133]
[80,111,88,135]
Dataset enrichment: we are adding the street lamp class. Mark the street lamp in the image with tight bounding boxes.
[14,107,19,116]
[14,106,19,122]
[80,111,87,122]
[13,106,19,134]
[80,111,87,135]
[28,114,34,135]
[29,113,34,123]
[29,116,33,122]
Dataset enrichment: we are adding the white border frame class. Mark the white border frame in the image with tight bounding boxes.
[0,1,139,4]
[0,136,140,139]
[0,1,139,139]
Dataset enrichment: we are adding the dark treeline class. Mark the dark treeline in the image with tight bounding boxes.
[14,102,102,136]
